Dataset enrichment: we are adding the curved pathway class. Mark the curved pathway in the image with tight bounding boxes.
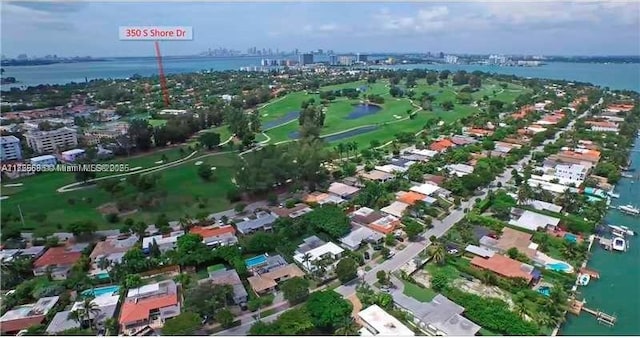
[57,136,235,193]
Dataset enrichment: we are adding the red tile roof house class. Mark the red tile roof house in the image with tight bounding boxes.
[470,254,538,285]
[429,139,455,152]
[189,225,238,247]
[0,296,60,335]
[119,280,181,335]
[32,244,87,280]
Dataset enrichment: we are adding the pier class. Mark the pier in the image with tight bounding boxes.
[569,299,617,326]
[579,267,600,279]
[596,236,613,250]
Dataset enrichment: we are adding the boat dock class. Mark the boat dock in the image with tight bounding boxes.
[569,299,617,326]
[596,236,613,250]
[579,267,600,279]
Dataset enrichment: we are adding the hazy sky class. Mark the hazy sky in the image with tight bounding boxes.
[2,1,639,57]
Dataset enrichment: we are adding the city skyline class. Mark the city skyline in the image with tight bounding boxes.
[2,1,639,58]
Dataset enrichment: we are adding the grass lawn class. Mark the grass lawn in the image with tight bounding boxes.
[479,327,502,336]
[402,280,437,302]
[424,263,460,280]
[148,119,168,127]
[1,151,239,231]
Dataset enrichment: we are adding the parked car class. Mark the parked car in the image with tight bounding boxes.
[240,302,248,311]
[447,249,459,255]
[396,236,405,242]
[388,250,396,257]
[364,251,371,260]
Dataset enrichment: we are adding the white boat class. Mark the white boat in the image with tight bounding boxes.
[577,274,591,286]
[607,191,620,198]
[618,204,640,216]
[609,224,636,236]
[612,237,626,252]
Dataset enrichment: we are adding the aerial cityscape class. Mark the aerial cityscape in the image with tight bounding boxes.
[0,1,639,337]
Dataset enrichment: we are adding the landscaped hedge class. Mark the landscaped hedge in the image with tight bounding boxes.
[444,288,541,335]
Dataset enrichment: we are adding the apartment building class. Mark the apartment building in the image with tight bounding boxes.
[0,135,22,161]
[25,127,78,154]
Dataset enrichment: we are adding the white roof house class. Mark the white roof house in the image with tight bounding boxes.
[445,164,475,177]
[410,183,440,196]
[507,193,563,213]
[404,147,438,158]
[328,182,360,198]
[509,209,561,231]
[358,305,415,336]
[142,231,184,252]
[375,164,408,174]
[293,241,344,272]
[340,227,383,250]
[381,201,410,218]
[465,245,495,258]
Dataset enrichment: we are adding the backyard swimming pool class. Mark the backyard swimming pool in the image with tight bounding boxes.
[545,262,573,273]
[81,285,120,298]
[564,233,578,243]
[245,254,268,269]
[538,286,551,297]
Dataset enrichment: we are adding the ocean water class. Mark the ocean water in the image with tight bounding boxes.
[560,136,640,336]
[2,57,639,91]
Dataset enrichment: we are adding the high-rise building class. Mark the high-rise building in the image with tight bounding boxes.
[329,55,338,66]
[25,127,78,154]
[444,55,459,64]
[0,135,22,161]
[299,53,314,65]
[338,56,354,66]
[356,53,368,63]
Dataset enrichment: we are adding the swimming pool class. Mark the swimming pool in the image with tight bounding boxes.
[564,233,578,243]
[545,262,573,273]
[245,254,268,269]
[82,285,120,298]
[95,272,110,280]
[537,286,551,297]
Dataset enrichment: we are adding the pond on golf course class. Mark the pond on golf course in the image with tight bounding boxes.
[263,111,300,130]
[345,104,382,119]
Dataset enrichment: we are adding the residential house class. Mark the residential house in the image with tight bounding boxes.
[270,203,313,219]
[89,234,138,278]
[190,225,238,247]
[0,296,60,335]
[451,135,477,146]
[410,182,441,197]
[33,244,88,280]
[47,294,119,334]
[235,211,278,235]
[247,264,305,295]
[445,164,475,177]
[293,236,344,272]
[464,128,494,138]
[328,182,360,199]
[0,246,45,263]
[303,191,345,205]
[351,207,385,227]
[142,231,184,254]
[585,121,619,133]
[506,194,563,213]
[422,174,445,186]
[479,228,538,259]
[508,209,561,232]
[119,280,181,334]
[510,105,534,120]
[358,305,415,336]
[464,245,495,258]
[368,214,402,234]
[396,191,428,206]
[375,163,410,174]
[551,149,601,166]
[393,293,481,336]
[340,227,383,250]
[553,163,588,183]
[429,139,455,153]
[380,201,410,219]
[401,147,437,161]
[470,254,538,284]
[359,169,394,183]
[206,268,248,305]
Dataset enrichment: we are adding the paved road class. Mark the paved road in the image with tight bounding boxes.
[214,301,291,336]
[335,99,602,298]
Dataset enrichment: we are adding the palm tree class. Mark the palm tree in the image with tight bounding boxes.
[428,243,446,265]
[514,301,528,319]
[97,257,111,271]
[334,317,360,336]
[67,310,84,328]
[535,312,556,328]
[350,141,359,157]
[479,270,497,285]
[179,216,192,232]
[301,253,313,271]
[80,297,101,329]
[517,184,532,205]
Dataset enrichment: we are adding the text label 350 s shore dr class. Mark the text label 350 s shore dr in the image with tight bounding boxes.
[119,26,193,40]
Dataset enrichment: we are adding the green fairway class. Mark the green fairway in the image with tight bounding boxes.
[1,150,239,231]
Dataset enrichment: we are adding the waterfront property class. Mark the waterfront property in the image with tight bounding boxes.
[358,304,415,336]
[119,280,181,334]
[470,254,539,284]
[508,208,561,232]
[393,293,481,336]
